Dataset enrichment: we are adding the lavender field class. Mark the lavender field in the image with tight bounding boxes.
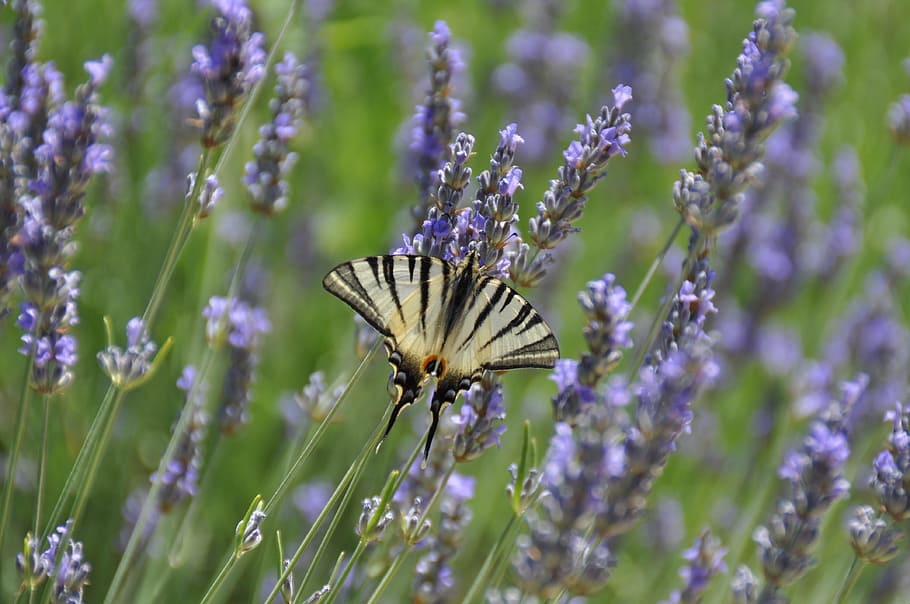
[0,0,909,602]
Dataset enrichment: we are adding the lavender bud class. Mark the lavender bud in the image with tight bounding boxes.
[236,504,266,556]
[731,565,760,604]
[53,540,91,603]
[97,317,158,390]
[401,497,432,545]
[849,506,901,565]
[356,496,395,543]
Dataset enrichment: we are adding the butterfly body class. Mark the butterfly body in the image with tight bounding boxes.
[323,251,559,457]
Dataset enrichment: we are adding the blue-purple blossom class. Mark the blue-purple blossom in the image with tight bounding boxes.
[888,58,910,143]
[53,540,91,603]
[492,2,590,164]
[408,20,466,220]
[413,473,474,604]
[14,57,113,394]
[97,317,158,390]
[610,0,692,163]
[191,0,266,148]
[202,296,270,433]
[871,403,910,521]
[245,52,309,216]
[661,530,728,604]
[153,366,208,512]
[674,3,797,236]
[452,373,507,462]
[753,376,862,592]
[510,84,632,287]
[848,505,902,565]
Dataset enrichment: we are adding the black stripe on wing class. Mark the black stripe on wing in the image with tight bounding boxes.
[483,333,560,370]
[322,259,392,337]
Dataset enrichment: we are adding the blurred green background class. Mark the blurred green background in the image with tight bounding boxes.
[1,0,909,601]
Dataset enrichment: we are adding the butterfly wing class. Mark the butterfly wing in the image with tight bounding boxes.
[323,254,452,437]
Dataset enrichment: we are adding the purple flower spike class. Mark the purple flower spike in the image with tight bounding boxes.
[191,0,266,148]
[245,52,309,216]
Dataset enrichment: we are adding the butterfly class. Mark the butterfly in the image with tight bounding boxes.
[323,250,560,458]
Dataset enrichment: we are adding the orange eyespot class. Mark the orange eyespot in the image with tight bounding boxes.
[421,355,447,378]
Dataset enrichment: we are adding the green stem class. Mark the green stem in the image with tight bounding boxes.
[365,549,410,604]
[141,150,209,328]
[68,389,127,530]
[198,552,238,604]
[628,230,703,377]
[33,396,50,541]
[832,556,865,604]
[462,513,520,604]
[42,385,115,536]
[265,342,380,515]
[104,353,215,604]
[265,414,390,604]
[0,353,35,587]
[627,216,685,314]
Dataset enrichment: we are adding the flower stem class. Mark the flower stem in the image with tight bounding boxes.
[198,552,238,604]
[627,216,684,314]
[265,409,391,604]
[832,556,865,604]
[462,512,520,604]
[628,229,703,376]
[0,353,35,583]
[33,395,50,540]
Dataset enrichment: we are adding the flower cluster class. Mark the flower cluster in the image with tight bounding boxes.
[408,20,466,222]
[610,0,692,163]
[191,0,266,148]
[413,474,475,603]
[745,376,864,599]
[97,317,158,390]
[492,0,590,164]
[510,84,632,287]
[245,52,309,216]
[153,366,208,512]
[870,403,910,523]
[203,295,271,433]
[16,55,113,394]
[16,520,91,602]
[887,58,910,143]
[661,530,728,604]
[552,273,633,423]
[673,1,797,236]
[452,372,507,462]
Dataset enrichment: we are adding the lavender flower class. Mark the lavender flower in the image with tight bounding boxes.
[752,376,863,594]
[871,403,910,521]
[153,366,208,512]
[492,0,590,164]
[53,540,91,603]
[552,273,633,423]
[452,372,507,462]
[191,0,266,148]
[887,58,910,143]
[848,505,901,565]
[413,473,474,604]
[408,20,466,222]
[236,499,266,556]
[661,530,728,604]
[825,273,908,422]
[245,52,309,216]
[396,132,475,261]
[674,2,797,236]
[510,85,632,287]
[203,295,271,433]
[17,520,91,602]
[610,0,692,163]
[97,317,159,390]
[16,56,113,394]
[191,172,223,220]
[356,496,395,542]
